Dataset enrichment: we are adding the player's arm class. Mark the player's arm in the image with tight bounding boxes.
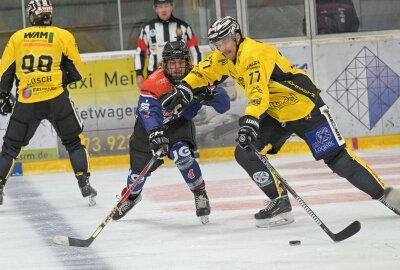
[184,52,229,88]
[0,37,16,93]
[182,86,230,120]
[185,25,202,64]
[202,86,230,114]
[137,89,169,158]
[62,31,84,84]
[137,90,164,132]
[135,28,148,77]
[160,52,229,110]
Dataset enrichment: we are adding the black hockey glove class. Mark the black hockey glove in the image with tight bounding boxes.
[0,92,14,116]
[159,82,193,111]
[192,86,215,103]
[236,115,259,151]
[149,127,169,159]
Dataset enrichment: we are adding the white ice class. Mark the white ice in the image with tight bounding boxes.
[1,148,399,270]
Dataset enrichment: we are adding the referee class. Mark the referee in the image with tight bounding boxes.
[134,0,202,88]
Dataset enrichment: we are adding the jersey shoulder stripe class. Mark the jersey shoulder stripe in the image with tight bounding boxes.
[140,69,173,98]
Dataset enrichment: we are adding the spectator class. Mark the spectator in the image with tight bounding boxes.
[135,0,202,88]
[316,0,360,34]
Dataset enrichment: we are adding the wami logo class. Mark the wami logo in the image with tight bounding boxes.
[24,32,54,43]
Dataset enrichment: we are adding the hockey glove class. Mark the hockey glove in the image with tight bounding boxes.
[0,92,14,116]
[236,115,259,151]
[159,82,193,112]
[193,86,215,103]
[149,127,169,159]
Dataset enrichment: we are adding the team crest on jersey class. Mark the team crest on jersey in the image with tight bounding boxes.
[176,28,183,37]
[22,88,32,99]
[149,29,157,37]
[140,100,150,111]
[269,93,299,110]
[151,44,157,54]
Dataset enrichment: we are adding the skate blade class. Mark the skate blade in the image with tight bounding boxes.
[88,195,96,207]
[256,212,294,228]
[199,215,209,225]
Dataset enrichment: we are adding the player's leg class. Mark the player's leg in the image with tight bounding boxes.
[49,92,96,205]
[168,120,210,223]
[0,102,40,205]
[112,120,163,220]
[324,148,399,215]
[294,97,400,215]
[235,115,294,227]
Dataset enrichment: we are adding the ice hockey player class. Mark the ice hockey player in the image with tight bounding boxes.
[112,41,230,224]
[159,16,400,228]
[0,0,97,206]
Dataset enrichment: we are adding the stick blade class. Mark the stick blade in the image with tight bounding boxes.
[53,235,92,247]
[332,221,361,242]
[53,235,70,246]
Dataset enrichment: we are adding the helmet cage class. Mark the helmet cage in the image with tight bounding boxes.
[162,41,192,84]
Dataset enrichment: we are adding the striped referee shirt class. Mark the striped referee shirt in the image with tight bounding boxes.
[135,15,202,77]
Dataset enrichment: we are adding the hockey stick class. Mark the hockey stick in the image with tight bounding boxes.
[53,150,162,247]
[249,143,361,242]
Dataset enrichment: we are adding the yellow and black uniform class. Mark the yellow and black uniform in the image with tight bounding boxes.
[0,26,83,103]
[181,37,389,207]
[0,25,89,184]
[184,37,319,122]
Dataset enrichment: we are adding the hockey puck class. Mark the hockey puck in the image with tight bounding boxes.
[289,240,301,246]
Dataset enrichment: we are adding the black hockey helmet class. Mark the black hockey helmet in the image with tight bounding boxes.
[154,0,173,6]
[26,0,53,26]
[162,41,192,85]
[208,16,241,50]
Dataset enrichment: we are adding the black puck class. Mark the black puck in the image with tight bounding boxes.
[289,240,301,246]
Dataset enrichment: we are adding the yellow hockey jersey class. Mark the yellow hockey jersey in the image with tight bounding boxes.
[0,25,83,103]
[184,37,320,122]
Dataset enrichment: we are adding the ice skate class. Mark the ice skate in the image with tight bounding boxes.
[112,187,142,221]
[255,194,294,228]
[76,172,97,206]
[194,189,211,224]
[381,188,400,216]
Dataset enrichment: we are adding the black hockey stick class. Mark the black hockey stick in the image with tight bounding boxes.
[249,143,361,242]
[53,150,162,247]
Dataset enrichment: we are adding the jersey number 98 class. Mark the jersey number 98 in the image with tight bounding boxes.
[22,54,53,74]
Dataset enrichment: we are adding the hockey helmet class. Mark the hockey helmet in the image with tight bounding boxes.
[162,41,192,85]
[26,0,53,26]
[208,16,241,50]
[154,0,173,6]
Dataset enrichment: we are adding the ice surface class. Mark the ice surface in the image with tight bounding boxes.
[1,148,399,270]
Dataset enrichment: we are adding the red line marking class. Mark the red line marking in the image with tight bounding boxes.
[163,191,370,212]
[351,138,359,150]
